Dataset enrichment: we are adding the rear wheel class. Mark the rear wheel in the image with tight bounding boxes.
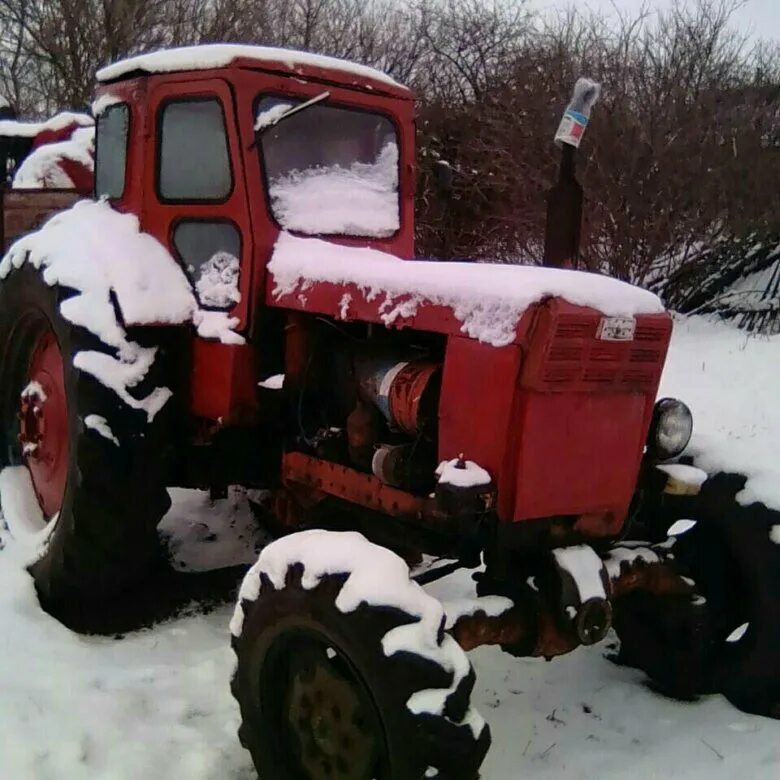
[0,265,173,606]
[231,530,490,779]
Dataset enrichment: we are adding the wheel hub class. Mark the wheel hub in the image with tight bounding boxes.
[287,649,377,780]
[19,384,46,455]
[17,329,68,518]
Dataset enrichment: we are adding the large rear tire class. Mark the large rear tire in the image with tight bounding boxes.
[230,530,490,779]
[0,265,174,606]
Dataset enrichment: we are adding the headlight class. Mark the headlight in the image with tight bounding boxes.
[649,398,693,460]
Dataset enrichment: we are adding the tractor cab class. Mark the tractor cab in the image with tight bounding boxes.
[93,44,416,421]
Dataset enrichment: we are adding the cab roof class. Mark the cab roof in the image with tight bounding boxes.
[96,44,411,99]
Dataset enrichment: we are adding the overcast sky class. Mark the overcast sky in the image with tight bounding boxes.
[529,0,780,42]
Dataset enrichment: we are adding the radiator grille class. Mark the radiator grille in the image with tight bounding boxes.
[536,314,670,391]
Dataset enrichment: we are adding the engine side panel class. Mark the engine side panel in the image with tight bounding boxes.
[511,391,648,532]
[438,335,525,520]
[439,299,672,532]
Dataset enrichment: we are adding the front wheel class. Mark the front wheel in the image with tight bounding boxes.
[613,473,780,716]
[230,529,490,779]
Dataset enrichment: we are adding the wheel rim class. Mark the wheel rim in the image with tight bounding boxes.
[17,325,69,519]
[263,633,383,780]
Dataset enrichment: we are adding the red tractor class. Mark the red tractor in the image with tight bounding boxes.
[0,44,778,780]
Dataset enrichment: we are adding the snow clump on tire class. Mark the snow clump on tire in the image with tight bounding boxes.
[230,529,485,734]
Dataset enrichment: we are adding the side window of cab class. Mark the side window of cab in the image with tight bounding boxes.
[95,103,130,199]
[156,97,240,310]
[157,98,232,202]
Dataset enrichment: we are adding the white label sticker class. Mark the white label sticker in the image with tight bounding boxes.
[597,316,635,341]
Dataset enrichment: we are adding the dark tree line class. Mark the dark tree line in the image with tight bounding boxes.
[0,0,778,301]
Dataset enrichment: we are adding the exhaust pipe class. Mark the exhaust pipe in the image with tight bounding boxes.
[543,78,601,269]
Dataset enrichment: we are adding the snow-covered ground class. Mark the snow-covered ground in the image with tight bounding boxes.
[659,315,780,509]
[1,314,779,779]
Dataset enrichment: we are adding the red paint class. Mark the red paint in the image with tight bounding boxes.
[31,122,85,149]
[269,282,483,341]
[520,300,670,394]
[440,301,670,530]
[439,335,527,519]
[387,362,440,435]
[227,56,413,101]
[190,340,258,423]
[20,120,95,195]
[511,392,647,530]
[282,451,427,518]
[94,62,415,422]
[94,78,148,215]
[57,156,93,195]
[22,329,68,518]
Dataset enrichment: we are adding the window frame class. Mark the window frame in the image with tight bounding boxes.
[155,95,235,205]
[253,92,403,239]
[170,217,243,312]
[94,102,131,200]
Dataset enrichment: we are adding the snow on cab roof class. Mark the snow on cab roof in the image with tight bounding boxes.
[96,43,403,91]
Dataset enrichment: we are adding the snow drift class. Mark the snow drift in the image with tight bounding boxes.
[660,315,780,510]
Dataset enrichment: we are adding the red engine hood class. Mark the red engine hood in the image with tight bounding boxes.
[438,299,673,534]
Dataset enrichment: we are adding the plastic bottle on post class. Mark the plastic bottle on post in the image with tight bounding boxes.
[554,78,601,148]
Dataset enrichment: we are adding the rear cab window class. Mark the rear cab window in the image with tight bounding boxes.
[95,103,129,199]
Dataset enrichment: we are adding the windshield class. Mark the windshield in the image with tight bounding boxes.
[256,96,400,238]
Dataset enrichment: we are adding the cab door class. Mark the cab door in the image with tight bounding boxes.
[142,77,253,331]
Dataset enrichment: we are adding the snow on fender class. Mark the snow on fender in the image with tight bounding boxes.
[230,529,491,778]
[0,200,248,418]
[0,200,197,419]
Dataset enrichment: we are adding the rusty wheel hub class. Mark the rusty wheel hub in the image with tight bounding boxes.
[19,385,46,454]
[17,328,68,518]
[286,648,377,780]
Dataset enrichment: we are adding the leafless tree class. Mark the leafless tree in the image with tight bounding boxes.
[0,0,776,301]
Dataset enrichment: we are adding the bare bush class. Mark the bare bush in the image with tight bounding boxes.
[0,0,776,304]
[415,0,780,292]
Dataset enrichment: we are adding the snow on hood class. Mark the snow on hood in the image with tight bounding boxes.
[12,127,95,190]
[96,44,402,89]
[0,111,93,139]
[269,232,665,347]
